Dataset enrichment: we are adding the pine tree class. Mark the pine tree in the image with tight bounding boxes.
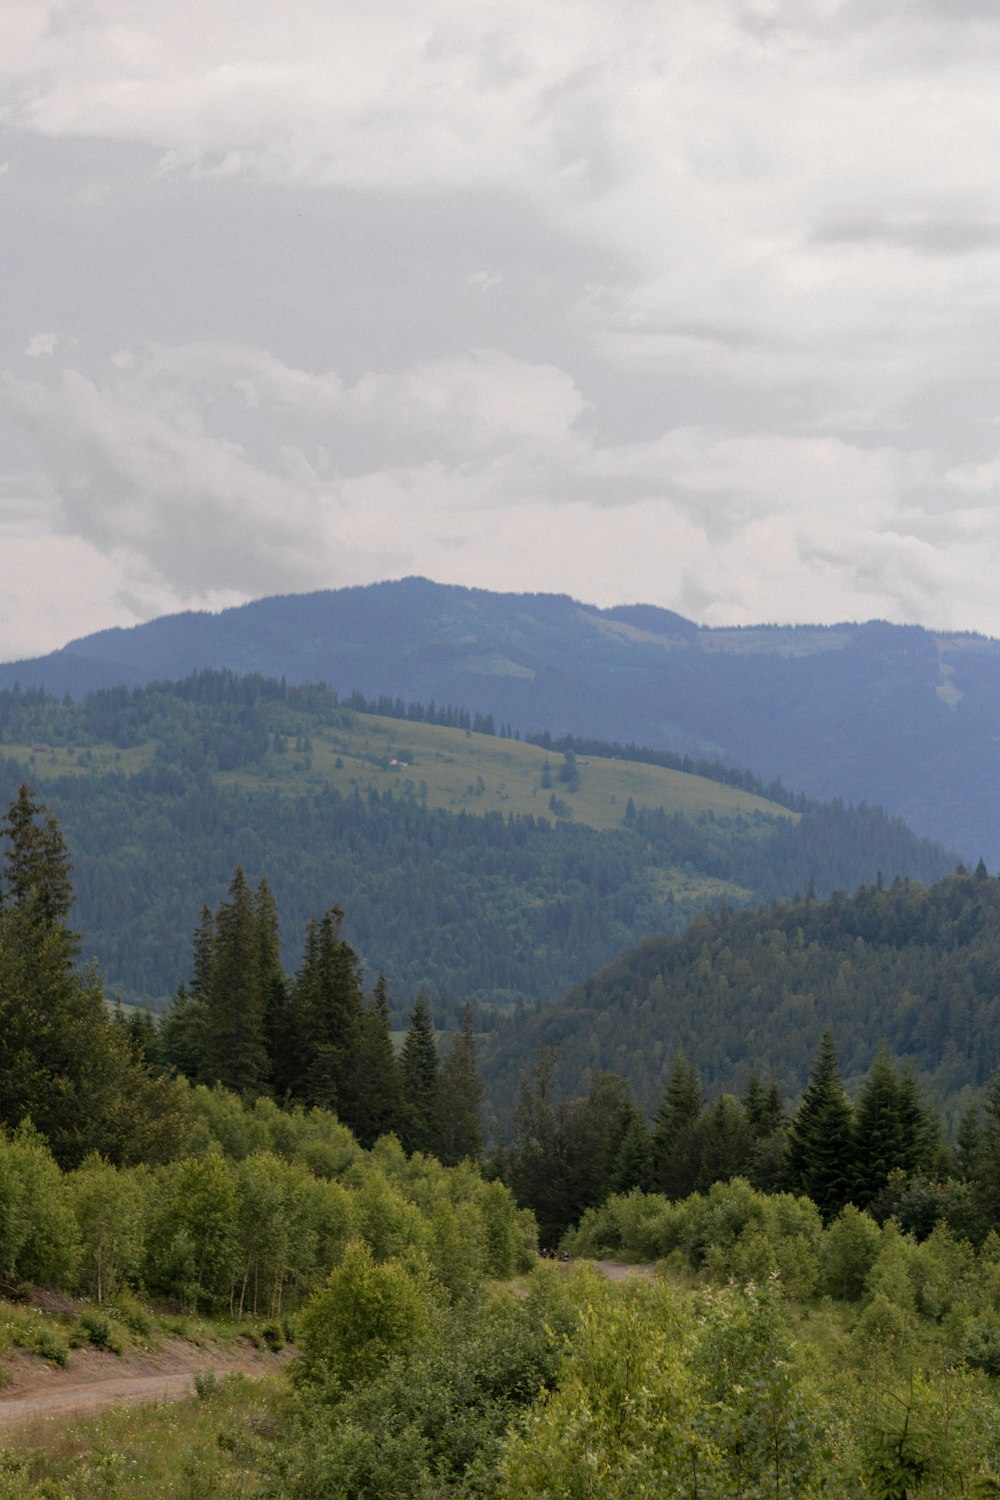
[0,784,74,940]
[291,907,365,1127]
[785,1030,855,1220]
[852,1048,905,1209]
[651,1052,705,1199]
[606,1108,653,1194]
[353,971,403,1148]
[743,1073,788,1193]
[255,879,292,1097]
[435,1003,483,1166]
[400,992,439,1155]
[202,868,270,1099]
[0,788,185,1167]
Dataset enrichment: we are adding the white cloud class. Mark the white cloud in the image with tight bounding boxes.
[25,332,56,357]
[4,3,1000,653]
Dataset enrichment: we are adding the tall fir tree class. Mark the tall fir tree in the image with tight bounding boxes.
[400,991,439,1155]
[435,1002,484,1165]
[852,1048,906,1209]
[290,906,365,1128]
[785,1030,855,1220]
[651,1052,705,1199]
[202,867,271,1099]
[0,788,185,1166]
[353,971,404,1148]
[0,784,74,936]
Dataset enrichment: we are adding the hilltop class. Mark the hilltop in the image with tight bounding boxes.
[1,578,996,862]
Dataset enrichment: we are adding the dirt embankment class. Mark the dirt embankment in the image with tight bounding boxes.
[0,1338,292,1428]
[0,1262,653,1429]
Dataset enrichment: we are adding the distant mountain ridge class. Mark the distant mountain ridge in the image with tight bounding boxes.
[2,577,997,861]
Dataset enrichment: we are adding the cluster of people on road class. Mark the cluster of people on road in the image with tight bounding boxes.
[539,1247,570,1261]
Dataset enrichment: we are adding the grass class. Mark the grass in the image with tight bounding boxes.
[0,1372,287,1498]
[217,712,795,831]
[1,712,794,836]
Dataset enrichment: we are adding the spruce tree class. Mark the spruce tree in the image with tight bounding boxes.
[852,1048,905,1209]
[651,1052,705,1199]
[202,868,270,1099]
[291,907,365,1127]
[0,788,185,1166]
[435,1003,484,1165]
[353,972,404,1148]
[400,992,439,1155]
[0,784,74,936]
[785,1030,855,1220]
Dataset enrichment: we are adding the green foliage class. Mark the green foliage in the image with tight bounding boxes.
[0,667,956,1030]
[0,1123,79,1287]
[72,1309,126,1354]
[296,1239,434,1389]
[785,1030,855,1220]
[399,993,439,1156]
[822,1204,883,1300]
[488,870,1000,1119]
[68,1155,148,1302]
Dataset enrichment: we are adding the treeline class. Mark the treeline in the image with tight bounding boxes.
[498,1027,1000,1260]
[483,865,1000,1115]
[0,764,956,1019]
[149,868,483,1162]
[528,729,807,810]
[0,1098,534,1321]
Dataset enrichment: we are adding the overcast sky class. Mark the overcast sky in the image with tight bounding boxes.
[3,1,1000,660]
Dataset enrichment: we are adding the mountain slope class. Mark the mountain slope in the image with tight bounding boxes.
[0,674,954,1012]
[482,869,1000,1119]
[1,579,995,861]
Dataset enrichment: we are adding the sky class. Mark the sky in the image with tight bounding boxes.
[3,0,1000,661]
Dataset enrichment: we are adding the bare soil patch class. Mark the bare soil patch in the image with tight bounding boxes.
[0,1338,292,1428]
[591,1260,657,1283]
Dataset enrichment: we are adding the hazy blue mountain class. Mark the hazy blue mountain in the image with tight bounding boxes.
[2,577,997,861]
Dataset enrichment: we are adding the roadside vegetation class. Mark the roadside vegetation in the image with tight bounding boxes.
[4,786,1000,1494]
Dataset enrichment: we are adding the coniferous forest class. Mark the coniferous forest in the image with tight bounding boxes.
[5,761,1000,1491]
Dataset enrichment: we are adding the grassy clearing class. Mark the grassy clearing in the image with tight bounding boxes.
[0,1371,286,1498]
[219,713,794,831]
[1,714,792,834]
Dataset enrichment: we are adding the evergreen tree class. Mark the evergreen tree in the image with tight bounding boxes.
[742,1073,788,1193]
[202,868,270,1099]
[290,906,365,1127]
[852,1048,906,1209]
[651,1052,705,1199]
[785,1030,855,1220]
[158,982,208,1081]
[255,878,292,1097]
[435,1002,484,1166]
[0,788,185,1167]
[698,1093,753,1188]
[503,1046,568,1245]
[606,1107,653,1195]
[353,972,404,1148]
[399,992,440,1155]
[0,784,74,935]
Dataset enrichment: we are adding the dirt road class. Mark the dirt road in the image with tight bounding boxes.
[0,1262,654,1429]
[0,1339,291,1428]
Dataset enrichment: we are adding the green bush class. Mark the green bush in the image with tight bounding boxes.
[73,1310,125,1354]
[296,1240,434,1389]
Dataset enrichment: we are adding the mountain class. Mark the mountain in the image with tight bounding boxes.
[0,673,954,1013]
[1,577,997,861]
[481,867,1000,1120]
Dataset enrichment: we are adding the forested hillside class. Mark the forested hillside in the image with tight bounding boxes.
[0,672,954,1014]
[3,577,1000,861]
[482,867,1000,1117]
